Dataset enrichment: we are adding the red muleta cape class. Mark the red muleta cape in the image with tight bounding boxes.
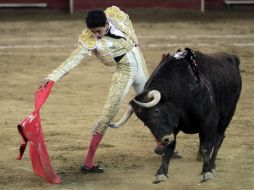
[17,81,61,184]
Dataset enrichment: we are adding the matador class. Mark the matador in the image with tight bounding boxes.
[43,6,149,173]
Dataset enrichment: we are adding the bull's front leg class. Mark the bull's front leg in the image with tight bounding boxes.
[153,141,176,184]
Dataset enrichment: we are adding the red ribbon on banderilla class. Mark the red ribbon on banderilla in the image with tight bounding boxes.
[16,81,61,184]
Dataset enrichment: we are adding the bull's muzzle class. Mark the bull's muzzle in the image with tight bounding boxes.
[161,134,175,145]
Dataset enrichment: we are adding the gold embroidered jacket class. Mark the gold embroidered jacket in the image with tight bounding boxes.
[47,6,138,82]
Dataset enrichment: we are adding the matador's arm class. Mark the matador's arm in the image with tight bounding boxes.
[46,29,97,82]
[45,46,90,82]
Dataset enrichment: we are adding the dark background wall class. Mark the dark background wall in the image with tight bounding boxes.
[0,0,228,12]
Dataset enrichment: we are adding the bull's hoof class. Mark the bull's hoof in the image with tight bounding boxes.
[153,174,168,184]
[200,172,214,182]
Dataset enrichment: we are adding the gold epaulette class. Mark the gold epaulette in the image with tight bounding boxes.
[79,29,97,50]
[105,6,126,22]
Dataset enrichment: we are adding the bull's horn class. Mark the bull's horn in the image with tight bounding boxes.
[108,105,134,128]
[133,90,161,108]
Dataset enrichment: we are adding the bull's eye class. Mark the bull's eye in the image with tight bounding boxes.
[154,108,160,115]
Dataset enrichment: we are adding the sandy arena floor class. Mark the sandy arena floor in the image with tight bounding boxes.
[0,8,254,190]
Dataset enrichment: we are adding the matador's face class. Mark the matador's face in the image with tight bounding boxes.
[89,23,109,39]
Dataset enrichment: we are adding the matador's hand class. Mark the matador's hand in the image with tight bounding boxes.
[39,79,51,90]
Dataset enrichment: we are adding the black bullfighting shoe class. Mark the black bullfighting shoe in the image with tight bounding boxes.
[80,164,104,173]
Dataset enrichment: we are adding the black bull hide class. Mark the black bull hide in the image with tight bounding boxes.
[130,48,242,183]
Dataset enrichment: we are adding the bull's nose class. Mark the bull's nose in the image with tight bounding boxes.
[161,134,174,145]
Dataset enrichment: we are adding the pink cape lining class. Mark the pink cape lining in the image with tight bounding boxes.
[17,81,61,184]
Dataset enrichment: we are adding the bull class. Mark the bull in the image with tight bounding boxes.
[109,48,242,183]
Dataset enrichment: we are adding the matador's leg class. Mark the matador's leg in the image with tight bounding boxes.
[94,60,134,134]
[82,57,134,171]
[130,47,149,94]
